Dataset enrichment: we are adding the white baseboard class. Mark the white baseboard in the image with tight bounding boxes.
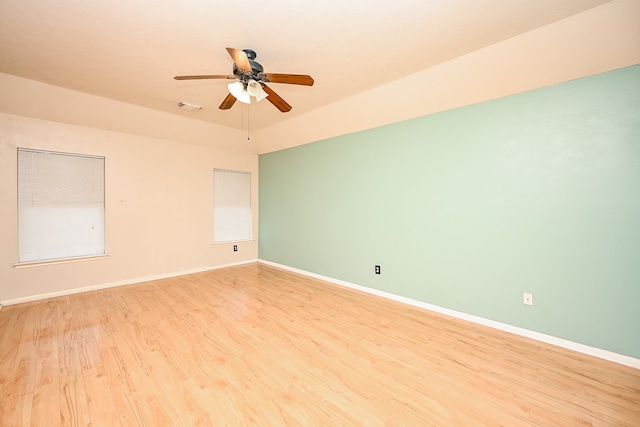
[258,259,640,370]
[1,259,258,306]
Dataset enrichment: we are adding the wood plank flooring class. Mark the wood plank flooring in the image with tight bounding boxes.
[1,263,639,426]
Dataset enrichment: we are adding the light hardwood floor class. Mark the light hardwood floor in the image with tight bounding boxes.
[1,263,639,426]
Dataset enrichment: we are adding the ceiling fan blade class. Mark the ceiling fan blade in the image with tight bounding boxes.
[219,93,237,110]
[226,47,252,73]
[174,75,234,80]
[261,84,292,112]
[264,73,314,86]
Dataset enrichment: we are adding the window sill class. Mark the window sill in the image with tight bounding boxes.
[211,239,255,246]
[13,254,110,269]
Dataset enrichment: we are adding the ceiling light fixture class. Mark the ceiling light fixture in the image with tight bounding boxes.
[247,80,268,102]
[228,81,251,104]
[228,79,269,104]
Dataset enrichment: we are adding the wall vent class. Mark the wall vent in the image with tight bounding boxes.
[177,101,202,111]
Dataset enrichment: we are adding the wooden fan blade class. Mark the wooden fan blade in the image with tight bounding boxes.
[174,75,234,80]
[226,47,252,73]
[219,93,237,110]
[264,73,314,86]
[261,84,292,112]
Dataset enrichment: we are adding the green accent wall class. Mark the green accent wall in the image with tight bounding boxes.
[259,65,640,358]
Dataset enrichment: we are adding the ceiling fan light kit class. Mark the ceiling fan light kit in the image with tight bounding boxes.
[174,47,314,112]
[228,81,252,104]
[228,79,269,104]
[247,80,268,102]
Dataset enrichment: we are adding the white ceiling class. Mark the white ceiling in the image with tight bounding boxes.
[0,0,611,131]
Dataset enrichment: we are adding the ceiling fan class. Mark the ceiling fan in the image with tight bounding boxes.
[174,48,314,113]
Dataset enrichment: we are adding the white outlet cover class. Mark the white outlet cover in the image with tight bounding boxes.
[523,292,533,306]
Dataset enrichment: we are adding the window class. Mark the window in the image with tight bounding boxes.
[17,148,105,263]
[213,169,251,243]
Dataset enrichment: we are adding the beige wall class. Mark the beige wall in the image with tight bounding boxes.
[254,0,640,154]
[0,73,257,154]
[0,86,258,303]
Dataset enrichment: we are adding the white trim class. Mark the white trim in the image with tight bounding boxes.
[1,259,257,306]
[211,239,256,247]
[258,259,640,370]
[13,254,110,269]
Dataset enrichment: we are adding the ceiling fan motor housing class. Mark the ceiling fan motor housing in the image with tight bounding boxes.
[232,49,264,81]
[243,49,257,60]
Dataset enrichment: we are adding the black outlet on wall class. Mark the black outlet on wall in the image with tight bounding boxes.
[233,245,238,252]
[375,265,381,274]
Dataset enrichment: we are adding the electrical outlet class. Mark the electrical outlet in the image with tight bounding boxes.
[233,245,238,252]
[375,265,381,274]
[523,292,533,306]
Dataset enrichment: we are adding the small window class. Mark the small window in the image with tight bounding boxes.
[213,169,251,243]
[17,148,105,263]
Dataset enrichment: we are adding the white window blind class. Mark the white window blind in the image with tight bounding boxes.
[213,169,251,243]
[17,148,105,263]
